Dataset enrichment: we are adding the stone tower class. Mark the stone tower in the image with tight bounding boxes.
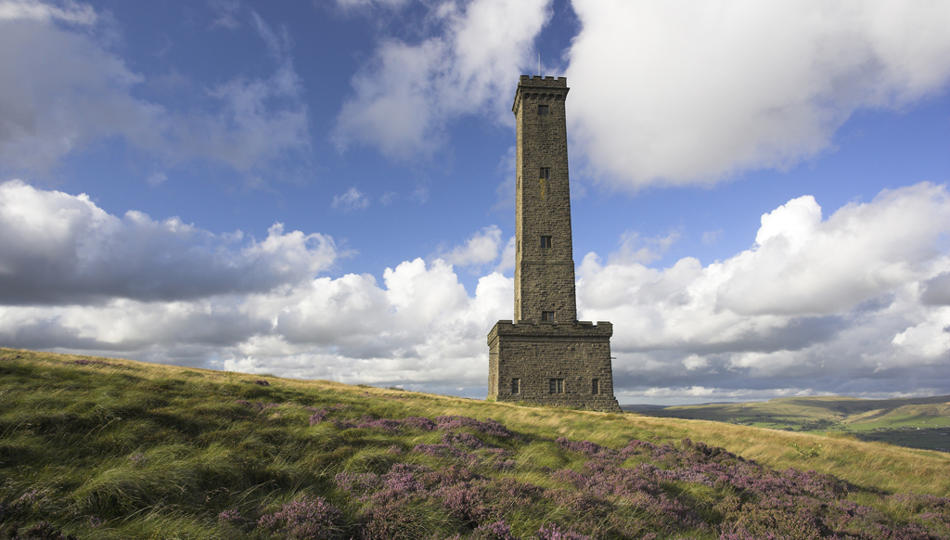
[487,75,620,412]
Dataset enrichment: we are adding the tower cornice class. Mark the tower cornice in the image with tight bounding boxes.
[512,75,569,114]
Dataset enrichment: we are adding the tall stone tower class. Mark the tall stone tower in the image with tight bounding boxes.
[487,75,620,412]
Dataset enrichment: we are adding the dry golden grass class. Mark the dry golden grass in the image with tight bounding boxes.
[6,347,949,497]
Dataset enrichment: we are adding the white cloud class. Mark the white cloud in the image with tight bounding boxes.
[0,2,309,178]
[0,258,513,386]
[2,181,950,400]
[891,307,950,360]
[333,0,551,158]
[717,184,950,316]
[172,12,309,173]
[0,180,337,304]
[442,225,503,268]
[608,230,680,265]
[565,0,950,188]
[332,187,370,211]
[0,182,515,388]
[496,235,515,273]
[681,354,708,371]
[0,0,95,24]
[579,183,950,396]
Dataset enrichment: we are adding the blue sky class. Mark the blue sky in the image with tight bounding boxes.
[2,0,950,404]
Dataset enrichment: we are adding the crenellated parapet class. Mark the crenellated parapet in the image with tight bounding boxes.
[512,76,569,113]
[519,75,567,85]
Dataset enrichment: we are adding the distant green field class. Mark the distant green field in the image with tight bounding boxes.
[2,348,949,538]
[626,395,950,452]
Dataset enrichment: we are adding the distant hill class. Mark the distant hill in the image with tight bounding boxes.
[2,347,948,539]
[624,395,950,452]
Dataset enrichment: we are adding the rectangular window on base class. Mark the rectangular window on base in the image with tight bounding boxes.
[540,235,551,249]
[511,378,521,395]
[591,378,600,395]
[540,167,550,180]
[538,104,549,115]
[549,378,564,394]
[541,311,555,322]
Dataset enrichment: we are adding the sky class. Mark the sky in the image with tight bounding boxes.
[1,0,950,405]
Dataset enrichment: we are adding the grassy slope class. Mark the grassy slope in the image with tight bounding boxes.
[2,348,949,539]
[631,396,950,452]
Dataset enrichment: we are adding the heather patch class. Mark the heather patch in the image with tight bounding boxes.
[537,522,591,540]
[257,496,343,539]
[474,520,517,540]
[321,412,950,537]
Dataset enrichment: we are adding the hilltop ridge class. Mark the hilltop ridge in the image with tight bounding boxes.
[627,395,950,452]
[1,348,948,538]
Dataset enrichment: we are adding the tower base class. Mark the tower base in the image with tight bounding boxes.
[487,320,621,412]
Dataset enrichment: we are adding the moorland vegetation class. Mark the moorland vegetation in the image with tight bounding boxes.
[1,348,948,539]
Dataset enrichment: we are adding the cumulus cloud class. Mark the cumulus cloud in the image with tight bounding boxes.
[891,307,950,360]
[0,257,513,387]
[578,182,950,397]
[0,1,309,177]
[2,181,949,401]
[0,180,337,304]
[333,0,551,158]
[442,225,503,267]
[239,262,512,385]
[718,184,950,315]
[608,230,680,265]
[565,0,950,188]
[0,181,512,388]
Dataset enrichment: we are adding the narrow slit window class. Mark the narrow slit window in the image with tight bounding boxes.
[511,378,521,394]
[540,167,550,180]
[549,378,564,394]
[591,378,600,395]
[540,235,552,249]
[541,311,555,322]
[538,104,549,115]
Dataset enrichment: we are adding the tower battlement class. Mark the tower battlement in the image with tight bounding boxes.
[512,76,568,113]
[518,75,567,85]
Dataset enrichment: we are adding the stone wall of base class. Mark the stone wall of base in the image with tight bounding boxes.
[487,320,621,412]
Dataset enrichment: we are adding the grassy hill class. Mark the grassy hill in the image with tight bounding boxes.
[625,396,950,452]
[1,348,949,539]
